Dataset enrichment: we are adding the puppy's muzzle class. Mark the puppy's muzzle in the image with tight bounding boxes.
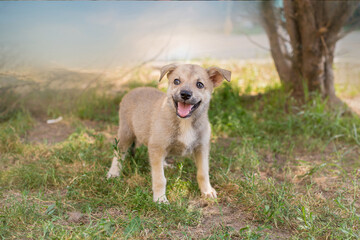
[173,92,201,119]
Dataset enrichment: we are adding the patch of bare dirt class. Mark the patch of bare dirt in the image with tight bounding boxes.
[0,190,23,208]
[343,96,360,115]
[25,118,118,144]
[26,118,75,144]
[67,211,85,223]
[259,142,360,201]
[173,202,291,239]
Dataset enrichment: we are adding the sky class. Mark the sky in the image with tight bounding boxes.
[0,1,250,71]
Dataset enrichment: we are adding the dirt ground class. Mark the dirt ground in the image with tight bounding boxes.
[26,119,75,144]
[26,118,117,145]
[343,96,360,115]
[20,92,359,239]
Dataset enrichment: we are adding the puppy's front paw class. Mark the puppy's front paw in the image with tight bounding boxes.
[106,169,120,179]
[202,187,217,199]
[153,195,169,204]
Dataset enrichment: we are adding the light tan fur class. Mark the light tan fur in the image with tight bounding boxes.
[107,64,231,203]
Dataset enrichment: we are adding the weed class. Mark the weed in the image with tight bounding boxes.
[75,90,124,123]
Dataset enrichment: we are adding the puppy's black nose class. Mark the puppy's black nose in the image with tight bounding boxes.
[180,90,192,100]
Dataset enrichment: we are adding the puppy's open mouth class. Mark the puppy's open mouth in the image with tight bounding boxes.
[173,100,201,118]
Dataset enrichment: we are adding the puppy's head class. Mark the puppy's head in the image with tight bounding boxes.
[159,64,231,119]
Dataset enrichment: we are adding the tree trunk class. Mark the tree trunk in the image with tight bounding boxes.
[261,0,359,103]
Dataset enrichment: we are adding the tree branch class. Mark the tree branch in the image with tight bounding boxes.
[327,1,360,45]
[283,0,301,62]
[337,16,360,41]
[236,29,270,51]
[260,1,292,83]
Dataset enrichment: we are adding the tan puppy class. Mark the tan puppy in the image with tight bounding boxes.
[107,64,231,203]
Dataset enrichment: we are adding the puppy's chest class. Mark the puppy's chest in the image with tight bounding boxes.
[167,120,199,156]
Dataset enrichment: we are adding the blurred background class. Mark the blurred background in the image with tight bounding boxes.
[1,1,359,70]
[0,1,359,117]
[1,1,266,71]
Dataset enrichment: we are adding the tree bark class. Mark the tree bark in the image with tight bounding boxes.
[261,0,360,104]
[283,0,303,97]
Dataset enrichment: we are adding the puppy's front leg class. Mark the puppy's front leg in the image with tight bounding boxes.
[107,150,123,178]
[194,145,217,198]
[148,147,168,203]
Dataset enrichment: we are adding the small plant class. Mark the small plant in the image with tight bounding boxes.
[297,206,316,234]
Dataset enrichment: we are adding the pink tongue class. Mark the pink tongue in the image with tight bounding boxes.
[177,102,193,117]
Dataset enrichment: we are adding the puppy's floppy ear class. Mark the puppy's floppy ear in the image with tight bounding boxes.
[159,63,178,82]
[207,67,231,87]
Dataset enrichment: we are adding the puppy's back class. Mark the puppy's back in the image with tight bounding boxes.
[119,87,166,145]
[121,86,164,107]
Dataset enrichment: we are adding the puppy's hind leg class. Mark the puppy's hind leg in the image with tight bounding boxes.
[107,122,134,179]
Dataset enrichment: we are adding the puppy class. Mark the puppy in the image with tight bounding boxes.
[107,64,231,203]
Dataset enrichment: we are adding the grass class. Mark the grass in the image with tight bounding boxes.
[1,61,360,239]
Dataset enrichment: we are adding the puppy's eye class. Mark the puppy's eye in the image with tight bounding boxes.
[196,82,204,89]
[174,79,181,85]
